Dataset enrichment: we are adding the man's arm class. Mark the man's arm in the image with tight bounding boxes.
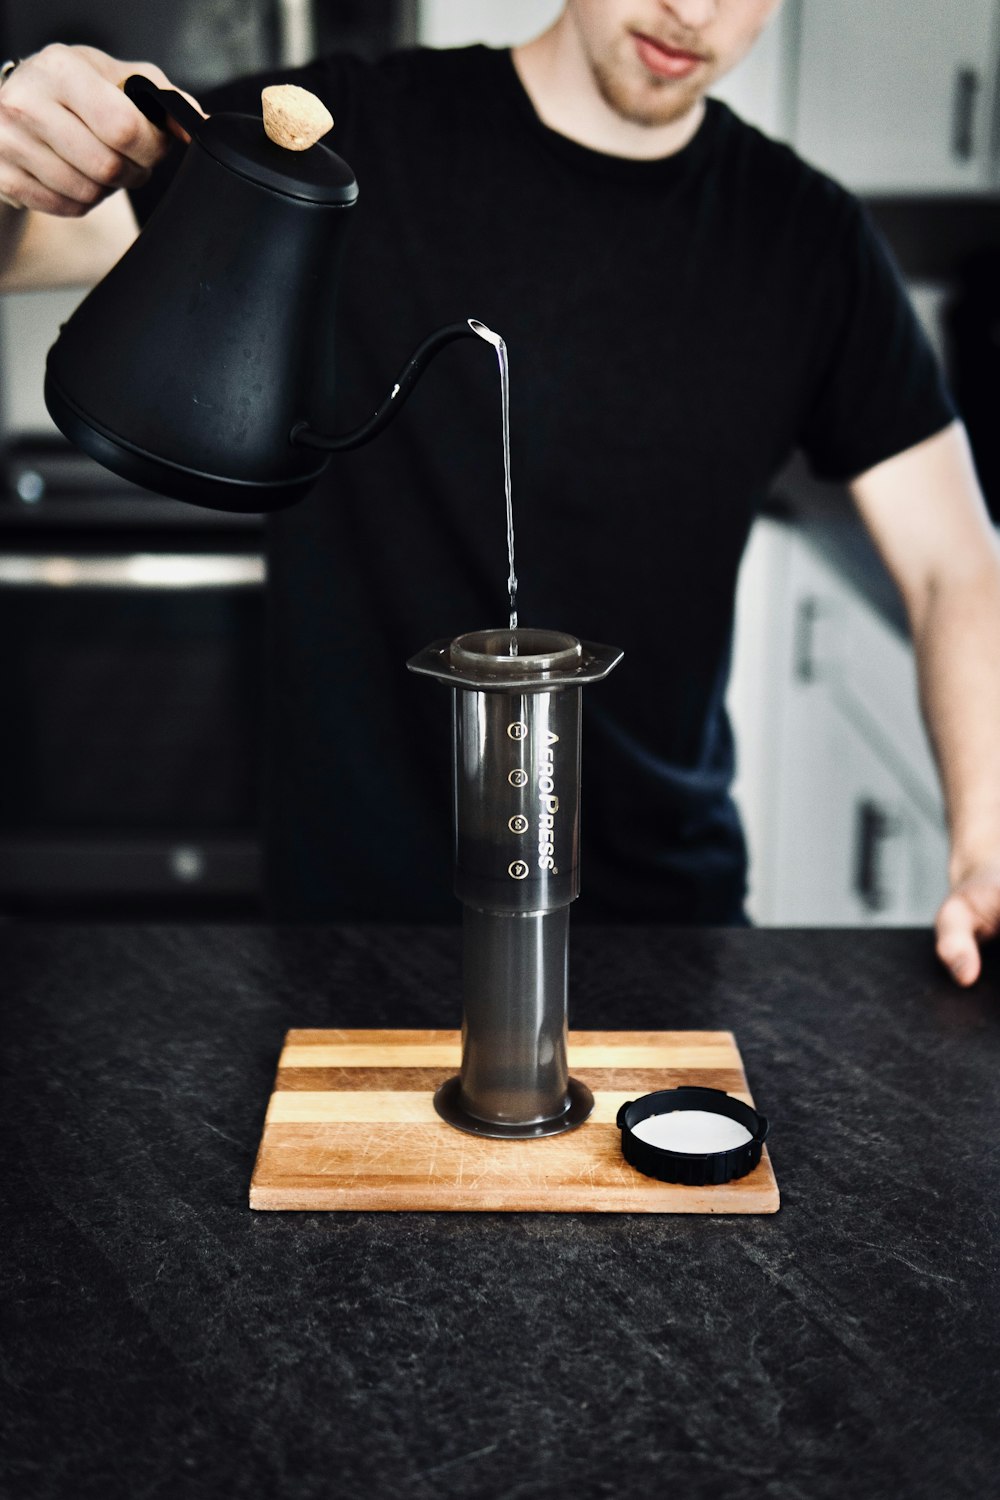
[849,419,1000,984]
[0,192,138,292]
[0,44,193,293]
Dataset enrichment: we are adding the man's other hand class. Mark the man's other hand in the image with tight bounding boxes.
[935,866,1000,985]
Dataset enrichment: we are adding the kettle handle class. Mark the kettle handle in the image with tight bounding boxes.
[123,74,204,143]
[290,321,484,453]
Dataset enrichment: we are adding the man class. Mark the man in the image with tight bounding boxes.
[1,1,999,982]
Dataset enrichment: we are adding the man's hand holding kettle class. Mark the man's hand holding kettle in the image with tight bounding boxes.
[0,44,198,216]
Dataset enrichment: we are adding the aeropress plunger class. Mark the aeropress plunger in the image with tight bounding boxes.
[408,628,622,1138]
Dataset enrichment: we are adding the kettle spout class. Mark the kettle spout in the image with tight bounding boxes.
[290,319,490,452]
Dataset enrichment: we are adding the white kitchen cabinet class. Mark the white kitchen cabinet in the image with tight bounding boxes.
[793,0,1000,193]
[728,519,949,925]
[769,654,949,924]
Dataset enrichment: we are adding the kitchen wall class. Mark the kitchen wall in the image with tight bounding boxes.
[419,0,560,50]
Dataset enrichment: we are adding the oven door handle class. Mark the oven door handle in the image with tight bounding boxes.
[0,553,265,588]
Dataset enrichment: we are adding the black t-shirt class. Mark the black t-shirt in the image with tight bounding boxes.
[134,45,955,923]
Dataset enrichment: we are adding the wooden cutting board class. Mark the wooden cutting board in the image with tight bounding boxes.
[250,1029,779,1213]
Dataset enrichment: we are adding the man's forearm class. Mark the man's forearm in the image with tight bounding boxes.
[850,423,1000,980]
[0,192,137,294]
[0,200,30,287]
[910,553,1000,881]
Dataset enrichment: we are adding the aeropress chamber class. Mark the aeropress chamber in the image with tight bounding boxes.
[408,628,622,1138]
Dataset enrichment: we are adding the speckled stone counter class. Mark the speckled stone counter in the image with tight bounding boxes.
[2,924,998,1500]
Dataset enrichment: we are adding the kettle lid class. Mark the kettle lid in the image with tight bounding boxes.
[123,77,358,206]
[199,112,358,205]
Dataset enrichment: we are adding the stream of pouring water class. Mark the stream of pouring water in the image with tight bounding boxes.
[469,319,517,650]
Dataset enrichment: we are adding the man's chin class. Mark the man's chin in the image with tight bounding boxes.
[593,66,708,129]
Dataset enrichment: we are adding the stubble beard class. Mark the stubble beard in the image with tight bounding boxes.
[587,35,716,129]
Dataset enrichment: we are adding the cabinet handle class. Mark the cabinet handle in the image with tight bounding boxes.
[853,798,901,913]
[951,67,979,161]
[794,595,820,682]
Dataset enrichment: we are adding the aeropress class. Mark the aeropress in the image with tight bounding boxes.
[409,630,622,1137]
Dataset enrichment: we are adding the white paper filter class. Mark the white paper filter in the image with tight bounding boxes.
[630,1109,752,1154]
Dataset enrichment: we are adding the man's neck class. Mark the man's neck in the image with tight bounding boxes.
[512,17,705,162]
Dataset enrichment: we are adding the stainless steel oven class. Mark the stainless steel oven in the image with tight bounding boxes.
[0,442,266,915]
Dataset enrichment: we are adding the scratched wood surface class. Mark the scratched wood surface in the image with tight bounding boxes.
[249,1029,779,1213]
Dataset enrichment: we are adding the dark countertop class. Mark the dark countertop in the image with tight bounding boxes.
[2,923,999,1500]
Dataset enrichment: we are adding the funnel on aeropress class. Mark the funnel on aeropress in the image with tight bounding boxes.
[407,628,623,1138]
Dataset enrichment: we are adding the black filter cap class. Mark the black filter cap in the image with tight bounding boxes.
[617,1085,769,1186]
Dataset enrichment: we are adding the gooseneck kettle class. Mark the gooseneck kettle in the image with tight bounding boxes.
[44,76,484,512]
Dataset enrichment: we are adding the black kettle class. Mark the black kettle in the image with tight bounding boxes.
[44,76,485,512]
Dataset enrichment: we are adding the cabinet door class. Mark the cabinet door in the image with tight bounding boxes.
[733,526,950,925]
[771,682,948,925]
[795,0,1000,192]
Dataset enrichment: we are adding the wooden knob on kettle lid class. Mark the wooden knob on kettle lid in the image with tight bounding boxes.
[261,85,333,151]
